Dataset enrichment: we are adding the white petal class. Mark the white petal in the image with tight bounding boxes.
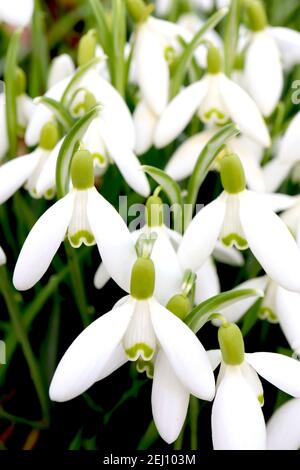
[259,192,295,213]
[275,287,300,355]
[94,262,111,290]
[17,94,35,128]
[230,137,265,192]
[0,150,41,204]
[49,302,133,401]
[165,130,214,181]
[87,188,136,293]
[270,27,300,69]
[207,349,222,371]
[47,54,75,89]
[178,196,226,272]
[263,158,293,193]
[219,74,271,148]
[212,366,266,450]
[240,361,264,402]
[135,19,169,116]
[239,191,300,291]
[0,95,8,160]
[267,398,300,450]
[150,299,215,400]
[133,100,158,155]
[152,350,190,444]
[245,31,283,117]
[278,112,300,165]
[246,352,300,397]
[0,0,33,26]
[0,246,7,265]
[213,241,244,267]
[13,193,74,290]
[35,138,64,197]
[195,257,220,304]
[154,78,209,148]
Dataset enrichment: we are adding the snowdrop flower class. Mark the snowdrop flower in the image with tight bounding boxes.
[0,68,34,160]
[0,0,34,27]
[47,54,75,89]
[49,253,215,446]
[211,322,300,450]
[13,150,138,291]
[0,247,6,266]
[165,127,266,192]
[264,112,300,192]
[267,398,300,450]
[178,154,300,292]
[155,45,270,149]
[0,121,60,203]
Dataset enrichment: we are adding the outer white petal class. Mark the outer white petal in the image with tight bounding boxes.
[150,299,215,400]
[240,361,264,402]
[165,130,214,181]
[207,349,222,371]
[135,19,169,116]
[178,196,226,272]
[96,343,128,381]
[267,398,300,450]
[0,0,33,26]
[259,192,295,213]
[275,287,300,355]
[49,302,133,401]
[270,27,300,70]
[278,112,300,164]
[230,137,265,192]
[154,78,209,148]
[0,95,8,160]
[245,31,283,117]
[213,241,244,267]
[219,74,271,148]
[263,158,293,193]
[0,151,41,204]
[47,54,75,89]
[0,246,6,265]
[13,193,74,290]
[246,352,300,397]
[212,366,266,450]
[239,191,300,292]
[35,138,64,196]
[155,0,171,16]
[94,262,111,290]
[152,350,190,444]
[133,100,158,156]
[87,188,136,293]
[195,257,220,304]
[99,118,150,197]
[17,94,35,128]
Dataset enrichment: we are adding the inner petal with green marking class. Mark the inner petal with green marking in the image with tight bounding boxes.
[198,76,228,125]
[68,189,95,248]
[220,194,248,250]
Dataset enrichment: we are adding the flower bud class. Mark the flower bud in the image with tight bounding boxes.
[71,150,94,190]
[220,154,246,194]
[39,122,60,151]
[207,44,222,74]
[166,294,191,320]
[218,323,245,365]
[130,257,155,300]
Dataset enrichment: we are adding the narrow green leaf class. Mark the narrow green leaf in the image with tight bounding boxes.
[61,57,100,108]
[137,420,159,450]
[112,0,126,96]
[56,106,101,198]
[68,429,82,450]
[4,30,21,158]
[29,0,49,96]
[185,288,264,334]
[38,97,74,130]
[89,0,113,80]
[185,123,240,229]
[224,0,241,76]
[170,7,229,99]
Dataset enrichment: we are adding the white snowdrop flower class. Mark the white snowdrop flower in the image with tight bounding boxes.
[0,0,33,27]
[47,54,75,89]
[0,121,60,203]
[267,398,300,450]
[13,150,138,291]
[0,246,6,266]
[178,154,300,292]
[49,255,215,446]
[155,44,270,148]
[211,322,300,450]
[269,27,300,71]
[165,127,266,192]
[264,112,300,193]
[133,99,159,155]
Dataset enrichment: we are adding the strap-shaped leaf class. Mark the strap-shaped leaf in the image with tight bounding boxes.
[170,7,228,99]
[112,0,126,96]
[224,0,241,76]
[56,105,101,198]
[38,97,74,131]
[185,288,264,333]
[61,57,100,107]
[89,0,111,57]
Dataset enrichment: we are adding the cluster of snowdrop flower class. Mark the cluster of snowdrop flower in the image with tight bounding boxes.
[2,0,300,451]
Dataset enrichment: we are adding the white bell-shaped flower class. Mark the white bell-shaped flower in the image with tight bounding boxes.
[0,0,33,27]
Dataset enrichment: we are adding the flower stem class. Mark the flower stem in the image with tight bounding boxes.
[0,266,49,423]
[189,396,199,450]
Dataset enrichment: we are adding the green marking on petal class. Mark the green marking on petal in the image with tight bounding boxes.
[125,342,154,361]
[44,188,56,200]
[258,394,264,406]
[203,108,227,123]
[222,233,248,250]
[93,153,107,167]
[68,230,95,248]
[259,307,278,324]
[136,358,154,379]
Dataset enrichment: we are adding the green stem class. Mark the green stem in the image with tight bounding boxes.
[0,266,49,423]
[0,408,48,430]
[189,396,199,450]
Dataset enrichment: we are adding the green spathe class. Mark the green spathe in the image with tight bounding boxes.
[166,294,191,320]
[246,0,267,32]
[39,122,59,151]
[207,45,222,74]
[130,258,155,300]
[125,0,153,23]
[71,150,94,190]
[218,323,245,365]
[146,195,163,228]
[78,30,97,66]
[220,153,246,194]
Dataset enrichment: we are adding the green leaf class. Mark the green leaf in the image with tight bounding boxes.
[60,57,100,108]
[185,123,240,230]
[89,0,113,78]
[170,7,229,99]
[4,30,21,158]
[185,288,264,334]
[68,429,82,450]
[56,105,101,198]
[29,0,49,96]
[224,0,241,76]
[112,0,126,96]
[37,97,74,131]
